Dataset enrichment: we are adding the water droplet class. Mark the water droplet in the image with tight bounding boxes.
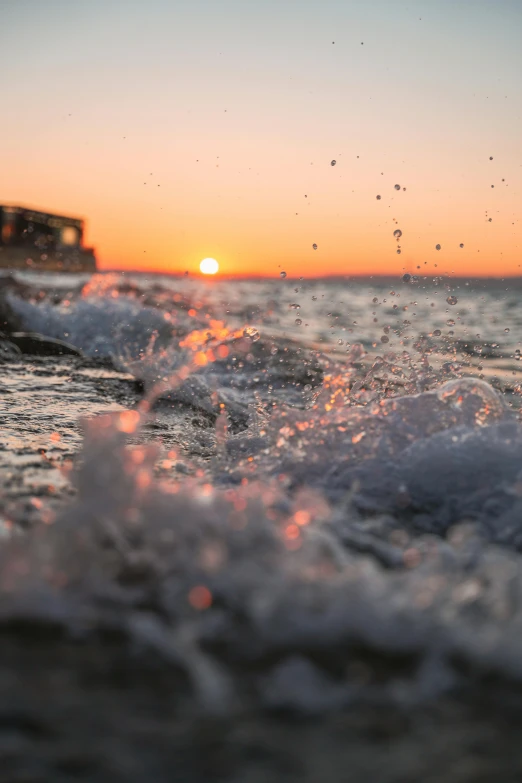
[446,319,455,326]
[446,296,458,306]
[433,329,441,337]
[381,335,390,343]
[435,244,441,251]
[330,160,336,166]
[280,271,287,278]
[243,326,260,342]
[394,184,401,190]
[402,274,411,282]
[489,156,493,160]
[312,243,318,250]
[376,195,382,200]
[459,243,464,248]
[295,318,302,326]
[393,229,402,239]
[338,339,344,345]
[504,328,510,333]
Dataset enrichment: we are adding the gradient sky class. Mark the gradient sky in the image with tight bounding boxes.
[1,0,521,277]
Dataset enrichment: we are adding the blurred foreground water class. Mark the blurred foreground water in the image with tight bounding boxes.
[2,270,522,781]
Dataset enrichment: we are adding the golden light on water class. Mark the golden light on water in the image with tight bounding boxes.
[199,258,219,275]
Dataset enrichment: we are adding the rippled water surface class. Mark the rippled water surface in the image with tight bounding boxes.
[2,270,522,780]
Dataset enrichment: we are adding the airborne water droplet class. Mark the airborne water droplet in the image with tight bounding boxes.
[394,184,401,190]
[312,243,318,250]
[435,244,441,251]
[295,318,302,326]
[393,229,402,239]
[280,271,287,278]
[330,160,336,166]
[446,296,458,306]
[376,195,382,200]
[459,243,464,248]
[402,273,411,282]
[243,326,260,342]
[505,328,510,333]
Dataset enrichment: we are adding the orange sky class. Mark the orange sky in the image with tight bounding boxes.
[1,1,521,278]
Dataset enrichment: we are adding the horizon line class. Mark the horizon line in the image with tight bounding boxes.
[100,268,522,282]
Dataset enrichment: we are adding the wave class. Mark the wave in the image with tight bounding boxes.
[3,376,522,721]
[2,270,522,732]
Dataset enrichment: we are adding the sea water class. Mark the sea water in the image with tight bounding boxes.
[2,270,522,778]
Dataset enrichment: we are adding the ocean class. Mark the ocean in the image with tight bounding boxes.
[2,269,522,781]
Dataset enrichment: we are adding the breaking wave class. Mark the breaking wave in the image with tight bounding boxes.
[3,270,522,736]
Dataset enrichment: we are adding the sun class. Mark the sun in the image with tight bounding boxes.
[199,257,219,275]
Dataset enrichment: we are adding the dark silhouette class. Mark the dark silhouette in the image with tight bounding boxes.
[0,204,96,272]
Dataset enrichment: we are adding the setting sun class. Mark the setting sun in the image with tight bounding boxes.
[199,258,219,275]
